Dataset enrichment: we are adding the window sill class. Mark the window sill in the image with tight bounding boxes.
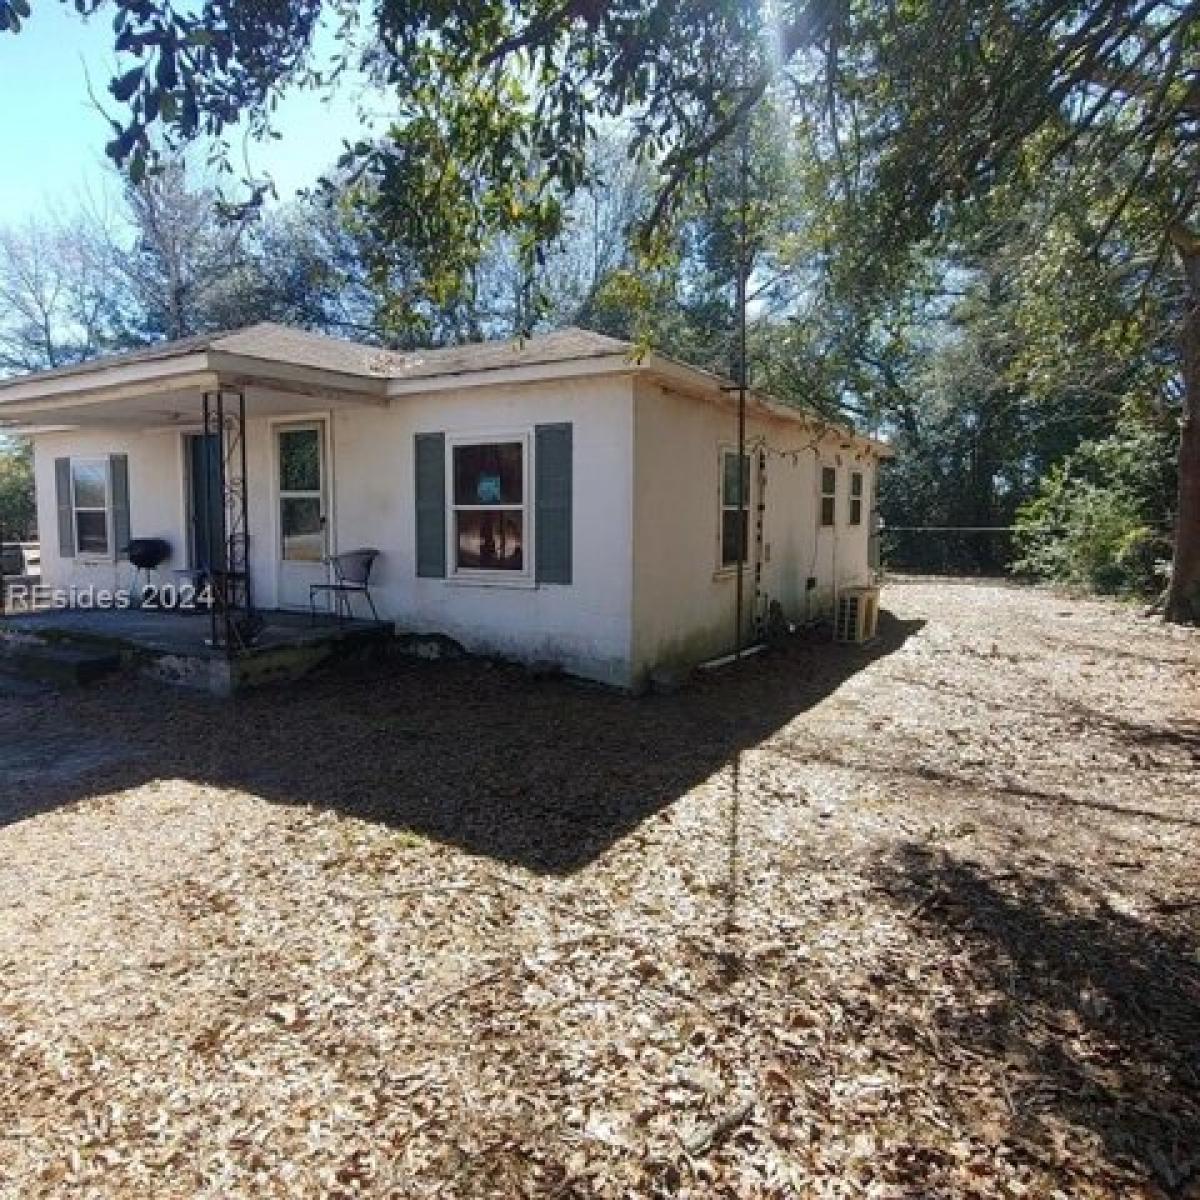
[713,565,751,581]
[444,573,538,590]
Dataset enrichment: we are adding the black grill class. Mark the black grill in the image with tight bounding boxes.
[125,538,172,570]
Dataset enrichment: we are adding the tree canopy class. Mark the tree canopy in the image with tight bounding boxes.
[3,3,1194,293]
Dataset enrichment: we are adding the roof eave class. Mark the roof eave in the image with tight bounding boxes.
[382,351,636,397]
[205,351,391,403]
[642,354,894,457]
[0,350,392,421]
[0,353,214,413]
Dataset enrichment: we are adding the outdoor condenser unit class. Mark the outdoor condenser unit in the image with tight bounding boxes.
[834,585,880,644]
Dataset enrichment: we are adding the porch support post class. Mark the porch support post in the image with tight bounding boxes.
[238,388,253,617]
[216,389,231,654]
[202,389,218,651]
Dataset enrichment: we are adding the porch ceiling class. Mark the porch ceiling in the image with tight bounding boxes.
[0,375,385,434]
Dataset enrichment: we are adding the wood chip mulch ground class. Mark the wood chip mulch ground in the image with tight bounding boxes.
[0,578,1197,1198]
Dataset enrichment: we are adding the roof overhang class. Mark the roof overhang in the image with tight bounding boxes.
[0,354,214,413]
[639,354,895,459]
[0,350,390,431]
[0,337,893,459]
[381,350,637,397]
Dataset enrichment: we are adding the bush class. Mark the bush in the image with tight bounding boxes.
[0,438,35,542]
[1013,423,1176,598]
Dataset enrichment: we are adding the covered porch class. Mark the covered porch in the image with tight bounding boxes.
[0,325,394,648]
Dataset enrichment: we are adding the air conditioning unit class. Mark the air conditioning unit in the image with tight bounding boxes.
[834,585,880,644]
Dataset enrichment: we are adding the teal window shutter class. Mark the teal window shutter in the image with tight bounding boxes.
[110,454,130,561]
[535,422,573,584]
[55,457,75,558]
[414,432,446,577]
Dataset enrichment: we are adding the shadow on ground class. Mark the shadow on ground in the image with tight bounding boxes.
[2,613,924,874]
[877,844,1200,1194]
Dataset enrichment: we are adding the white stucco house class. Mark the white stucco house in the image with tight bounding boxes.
[0,324,889,688]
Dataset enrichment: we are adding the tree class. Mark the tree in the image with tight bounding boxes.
[199,201,384,338]
[787,2,1199,619]
[0,438,35,543]
[0,210,128,372]
[116,161,257,340]
[3,0,1198,618]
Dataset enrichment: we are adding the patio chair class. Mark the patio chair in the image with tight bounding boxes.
[310,547,381,625]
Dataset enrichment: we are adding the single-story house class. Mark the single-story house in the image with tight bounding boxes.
[0,323,890,688]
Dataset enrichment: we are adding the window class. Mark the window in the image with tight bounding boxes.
[71,459,110,556]
[451,438,527,573]
[720,450,751,568]
[277,426,326,563]
[849,471,864,526]
[820,465,837,527]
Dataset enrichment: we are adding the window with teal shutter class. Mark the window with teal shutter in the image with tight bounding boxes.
[110,454,130,559]
[55,457,75,558]
[414,432,446,577]
[535,423,573,584]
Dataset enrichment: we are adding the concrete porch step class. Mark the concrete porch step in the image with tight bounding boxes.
[2,642,123,686]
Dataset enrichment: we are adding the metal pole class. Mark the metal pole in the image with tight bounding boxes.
[216,389,230,654]
[734,67,750,661]
[203,391,217,650]
[238,390,252,617]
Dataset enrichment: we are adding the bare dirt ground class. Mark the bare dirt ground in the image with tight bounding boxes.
[0,578,1197,1199]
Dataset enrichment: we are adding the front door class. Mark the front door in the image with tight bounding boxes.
[186,433,225,574]
[276,421,330,610]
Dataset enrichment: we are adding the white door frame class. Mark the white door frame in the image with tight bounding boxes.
[270,414,335,611]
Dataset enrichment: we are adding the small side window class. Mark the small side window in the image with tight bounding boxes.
[849,471,864,526]
[720,450,751,568]
[820,466,837,527]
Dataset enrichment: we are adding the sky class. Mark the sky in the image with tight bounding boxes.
[0,5,373,227]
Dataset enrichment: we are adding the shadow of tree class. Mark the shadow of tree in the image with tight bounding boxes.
[879,760,1200,830]
[877,843,1200,1194]
[1059,702,1200,761]
[8,613,925,875]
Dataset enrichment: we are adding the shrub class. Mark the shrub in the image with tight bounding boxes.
[1013,423,1176,597]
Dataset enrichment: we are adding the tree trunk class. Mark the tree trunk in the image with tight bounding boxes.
[1165,229,1200,624]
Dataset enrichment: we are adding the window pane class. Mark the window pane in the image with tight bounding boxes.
[851,471,864,497]
[279,429,321,493]
[454,442,522,506]
[850,498,863,526]
[821,466,837,496]
[722,452,749,507]
[821,496,836,527]
[721,509,749,566]
[72,461,107,509]
[456,510,524,571]
[281,497,324,561]
[76,510,108,555]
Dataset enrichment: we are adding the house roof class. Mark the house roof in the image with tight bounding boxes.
[0,323,635,390]
[0,322,892,455]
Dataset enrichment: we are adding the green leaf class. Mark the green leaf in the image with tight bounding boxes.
[111,66,144,103]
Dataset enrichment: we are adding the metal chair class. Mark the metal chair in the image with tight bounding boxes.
[310,547,381,625]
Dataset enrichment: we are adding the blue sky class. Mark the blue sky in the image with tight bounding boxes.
[0,6,373,226]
